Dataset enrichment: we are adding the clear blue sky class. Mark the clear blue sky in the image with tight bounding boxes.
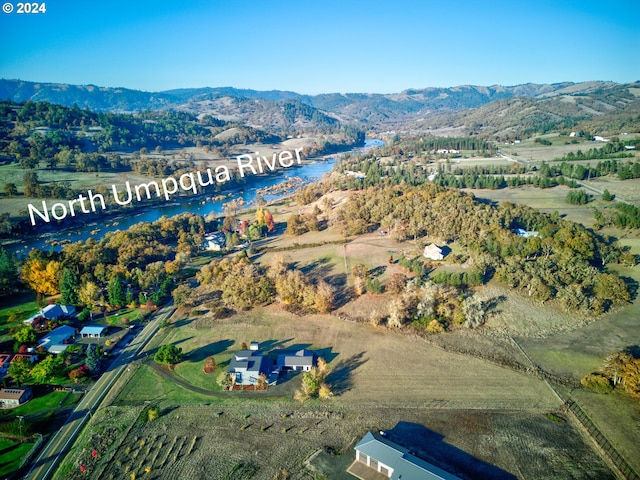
[1,0,638,94]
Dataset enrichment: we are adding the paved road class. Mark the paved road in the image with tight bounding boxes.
[23,304,175,480]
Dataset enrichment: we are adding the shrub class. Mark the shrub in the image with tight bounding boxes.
[580,373,613,393]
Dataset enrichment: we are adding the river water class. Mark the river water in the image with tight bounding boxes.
[6,139,383,255]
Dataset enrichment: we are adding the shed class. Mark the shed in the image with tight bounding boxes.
[80,326,107,338]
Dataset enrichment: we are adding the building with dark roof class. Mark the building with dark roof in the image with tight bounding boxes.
[276,349,315,372]
[227,349,269,386]
[350,431,461,480]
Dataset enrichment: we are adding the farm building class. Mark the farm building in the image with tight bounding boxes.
[37,325,76,354]
[80,326,107,338]
[423,244,445,260]
[227,349,270,386]
[24,304,76,325]
[349,431,461,480]
[276,349,315,372]
[0,387,33,409]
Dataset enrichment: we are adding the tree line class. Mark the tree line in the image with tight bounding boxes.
[333,183,632,314]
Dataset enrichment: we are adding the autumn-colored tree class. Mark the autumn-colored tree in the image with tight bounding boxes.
[203,356,216,374]
[600,352,640,397]
[31,355,64,384]
[79,281,100,309]
[314,280,336,313]
[386,273,406,295]
[69,365,90,383]
[275,270,316,309]
[352,263,368,296]
[295,359,332,402]
[21,254,62,295]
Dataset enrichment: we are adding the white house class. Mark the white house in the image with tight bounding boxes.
[204,232,226,251]
[423,244,444,260]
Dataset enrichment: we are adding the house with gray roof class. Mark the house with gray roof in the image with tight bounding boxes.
[227,349,270,386]
[276,349,315,372]
[350,431,461,480]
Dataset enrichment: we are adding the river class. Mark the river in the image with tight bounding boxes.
[5,139,384,256]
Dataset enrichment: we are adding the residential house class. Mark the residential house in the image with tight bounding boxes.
[24,304,76,325]
[423,244,445,260]
[204,231,226,251]
[515,228,539,238]
[0,387,33,409]
[37,325,76,354]
[276,349,315,372]
[80,326,107,338]
[227,349,270,386]
[350,431,461,480]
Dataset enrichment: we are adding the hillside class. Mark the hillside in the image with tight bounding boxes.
[2,79,640,138]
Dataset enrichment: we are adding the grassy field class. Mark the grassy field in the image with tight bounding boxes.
[0,291,38,345]
[466,184,599,227]
[0,438,34,479]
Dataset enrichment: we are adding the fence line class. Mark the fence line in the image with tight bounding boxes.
[564,399,639,480]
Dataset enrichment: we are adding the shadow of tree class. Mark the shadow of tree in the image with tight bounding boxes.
[327,351,367,395]
[185,339,234,363]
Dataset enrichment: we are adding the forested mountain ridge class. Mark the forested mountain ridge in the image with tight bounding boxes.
[2,79,639,137]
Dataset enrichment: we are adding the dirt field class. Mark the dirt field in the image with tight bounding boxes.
[58,399,614,480]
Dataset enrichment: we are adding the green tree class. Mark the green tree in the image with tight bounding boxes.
[85,344,100,374]
[13,326,36,345]
[0,248,19,296]
[31,355,64,384]
[8,357,32,386]
[154,344,183,368]
[602,189,613,201]
[60,268,80,305]
[107,272,126,307]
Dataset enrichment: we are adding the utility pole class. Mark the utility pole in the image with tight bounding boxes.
[17,415,24,443]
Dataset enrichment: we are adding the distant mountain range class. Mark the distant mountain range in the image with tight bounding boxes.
[2,78,639,137]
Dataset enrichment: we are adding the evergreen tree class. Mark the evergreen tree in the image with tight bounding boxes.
[0,248,19,296]
[85,344,100,374]
[60,268,80,305]
[107,272,126,307]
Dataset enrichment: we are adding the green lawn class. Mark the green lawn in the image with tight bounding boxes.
[0,291,38,343]
[0,437,34,479]
[0,391,68,420]
[114,364,220,406]
[173,352,233,393]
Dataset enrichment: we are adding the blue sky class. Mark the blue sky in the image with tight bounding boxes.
[0,0,638,94]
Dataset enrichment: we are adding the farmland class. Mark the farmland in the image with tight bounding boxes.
[55,308,614,480]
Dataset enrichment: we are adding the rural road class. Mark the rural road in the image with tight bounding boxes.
[23,304,175,480]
